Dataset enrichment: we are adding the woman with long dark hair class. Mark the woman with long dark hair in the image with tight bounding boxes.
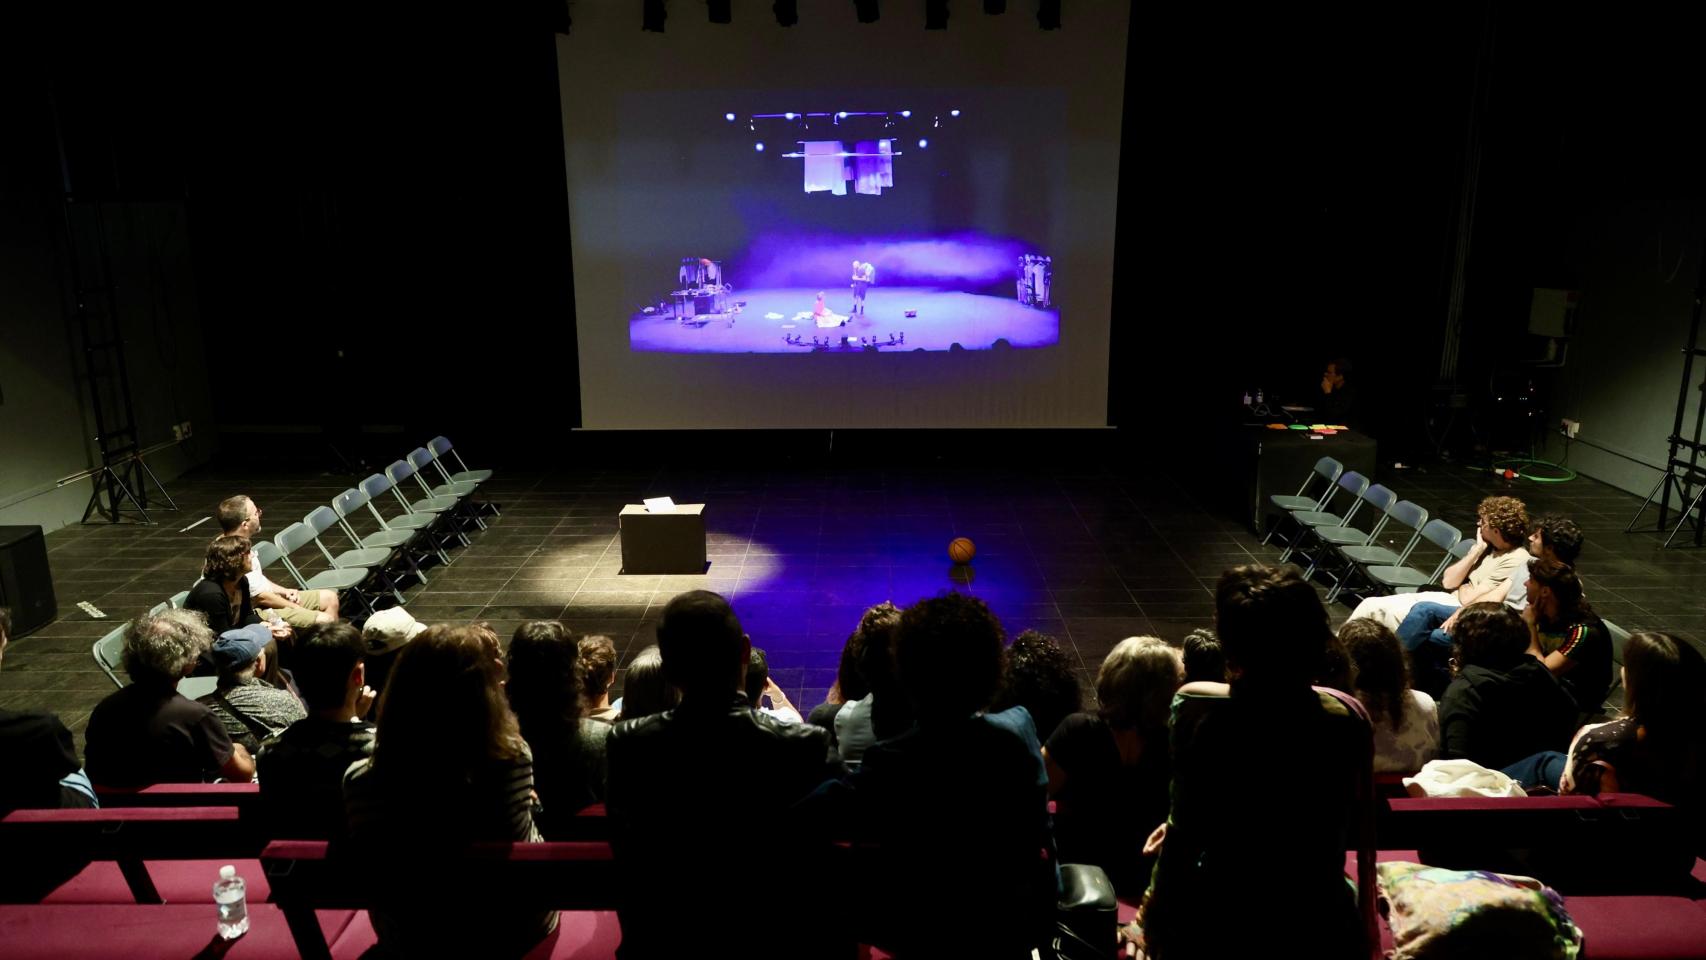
[505,621,610,837]
[1340,618,1438,775]
[344,624,553,957]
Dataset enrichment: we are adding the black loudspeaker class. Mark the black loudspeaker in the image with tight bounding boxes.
[0,526,57,638]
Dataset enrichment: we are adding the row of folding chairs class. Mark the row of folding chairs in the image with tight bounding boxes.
[92,436,495,699]
[1261,456,1474,604]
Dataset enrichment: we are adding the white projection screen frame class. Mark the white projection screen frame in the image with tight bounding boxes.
[558,5,1127,429]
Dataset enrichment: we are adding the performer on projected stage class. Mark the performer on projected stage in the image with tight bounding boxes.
[849,260,875,315]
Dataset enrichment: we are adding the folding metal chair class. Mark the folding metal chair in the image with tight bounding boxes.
[332,488,432,586]
[359,472,461,561]
[1278,471,1370,564]
[167,590,190,609]
[1261,456,1343,545]
[269,524,378,619]
[92,624,128,688]
[1357,519,1465,599]
[384,459,474,535]
[427,435,495,484]
[1326,501,1433,604]
[1296,483,1397,581]
[303,507,407,605]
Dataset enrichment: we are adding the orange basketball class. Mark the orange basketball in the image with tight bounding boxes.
[948,537,976,564]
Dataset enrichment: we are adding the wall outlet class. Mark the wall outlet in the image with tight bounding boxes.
[1561,418,1581,439]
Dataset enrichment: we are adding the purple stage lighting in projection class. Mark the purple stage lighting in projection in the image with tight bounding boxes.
[785,112,796,120]
[755,141,765,151]
[917,138,928,148]
[900,110,911,117]
[725,112,736,121]
[950,109,961,116]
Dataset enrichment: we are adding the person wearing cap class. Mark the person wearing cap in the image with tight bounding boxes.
[197,622,307,754]
[360,607,427,713]
[86,609,257,787]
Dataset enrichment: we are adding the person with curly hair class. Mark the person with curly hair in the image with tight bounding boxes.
[85,609,256,786]
[1351,496,1532,694]
[990,629,1083,743]
[1339,618,1438,774]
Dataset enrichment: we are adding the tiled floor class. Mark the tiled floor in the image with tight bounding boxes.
[3,456,1702,754]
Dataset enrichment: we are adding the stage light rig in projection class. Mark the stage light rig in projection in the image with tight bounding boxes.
[726,109,963,196]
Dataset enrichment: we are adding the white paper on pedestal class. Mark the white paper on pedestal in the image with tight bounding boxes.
[643,497,676,513]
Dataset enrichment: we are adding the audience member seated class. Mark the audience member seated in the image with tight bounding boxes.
[198,624,307,753]
[1394,513,1584,694]
[256,622,375,841]
[1436,603,1577,771]
[834,600,913,768]
[358,606,426,715]
[505,620,610,836]
[85,609,255,786]
[344,624,552,958]
[1339,618,1438,775]
[745,646,802,723]
[1505,632,1706,810]
[803,593,1057,959]
[990,628,1083,744]
[1352,495,1530,643]
[215,494,340,627]
[615,644,677,721]
[1316,628,1356,692]
[186,534,294,643]
[606,591,840,959]
[1136,564,1373,960]
[1043,635,1180,896]
[805,624,870,737]
[1523,559,1612,717]
[1180,628,1225,684]
[577,633,620,723]
[0,606,96,813]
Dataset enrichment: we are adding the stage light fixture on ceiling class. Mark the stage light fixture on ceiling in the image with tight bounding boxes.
[785,112,797,120]
[951,109,961,117]
[1037,0,1060,29]
[918,138,928,148]
[900,110,911,118]
[926,0,949,28]
[642,0,666,32]
[755,142,765,151]
[708,0,731,23]
[725,113,736,122]
[854,0,879,24]
[773,0,798,25]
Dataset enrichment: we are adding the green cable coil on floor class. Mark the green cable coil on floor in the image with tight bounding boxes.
[1490,457,1578,484]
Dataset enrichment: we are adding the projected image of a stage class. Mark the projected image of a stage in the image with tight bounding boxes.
[620,95,1064,355]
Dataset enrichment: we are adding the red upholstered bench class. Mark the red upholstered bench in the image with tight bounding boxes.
[262,840,621,960]
[0,903,357,960]
[95,782,262,810]
[0,807,263,905]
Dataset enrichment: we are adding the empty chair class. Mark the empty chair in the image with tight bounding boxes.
[1261,456,1343,545]
[333,487,431,586]
[270,523,377,619]
[408,447,480,501]
[92,624,128,688]
[396,451,486,532]
[1325,501,1432,603]
[303,507,407,605]
[428,435,494,484]
[360,472,461,562]
[384,458,467,526]
[167,590,189,609]
[1296,483,1396,581]
[1355,518,1464,599]
[1277,471,1370,564]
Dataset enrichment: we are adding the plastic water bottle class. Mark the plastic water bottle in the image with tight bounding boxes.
[213,864,249,940]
